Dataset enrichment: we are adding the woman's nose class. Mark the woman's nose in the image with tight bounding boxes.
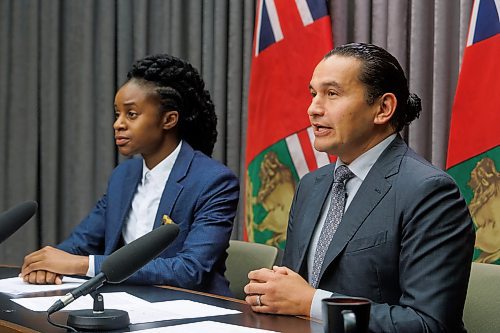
[113,115,125,130]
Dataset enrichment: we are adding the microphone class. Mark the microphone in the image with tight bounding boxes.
[47,222,180,315]
[0,201,38,244]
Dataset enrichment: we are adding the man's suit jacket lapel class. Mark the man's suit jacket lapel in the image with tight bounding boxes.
[293,165,335,273]
[317,136,407,282]
[152,142,194,228]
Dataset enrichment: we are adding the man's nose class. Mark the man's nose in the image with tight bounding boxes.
[307,98,324,117]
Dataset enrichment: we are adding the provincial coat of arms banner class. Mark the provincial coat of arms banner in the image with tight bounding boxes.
[245,0,334,248]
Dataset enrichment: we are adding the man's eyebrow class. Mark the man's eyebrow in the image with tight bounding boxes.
[321,80,341,89]
[309,81,342,91]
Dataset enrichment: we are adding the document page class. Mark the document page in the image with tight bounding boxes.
[128,320,280,333]
[0,276,86,296]
[12,292,241,324]
[11,292,150,312]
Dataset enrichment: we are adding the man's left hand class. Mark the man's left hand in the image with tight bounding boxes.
[244,266,315,316]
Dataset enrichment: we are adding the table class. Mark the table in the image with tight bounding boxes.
[0,267,322,332]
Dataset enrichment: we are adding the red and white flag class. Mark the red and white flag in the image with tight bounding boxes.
[245,0,333,247]
[447,0,500,264]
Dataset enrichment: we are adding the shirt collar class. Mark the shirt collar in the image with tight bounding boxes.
[335,134,396,181]
[141,141,183,185]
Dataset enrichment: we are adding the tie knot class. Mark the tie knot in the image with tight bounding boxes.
[334,165,354,183]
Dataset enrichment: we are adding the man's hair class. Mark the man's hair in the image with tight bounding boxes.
[325,43,421,132]
[126,54,217,157]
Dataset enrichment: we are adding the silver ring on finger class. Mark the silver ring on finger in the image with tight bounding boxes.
[256,294,262,307]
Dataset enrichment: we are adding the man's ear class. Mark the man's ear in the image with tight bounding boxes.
[374,93,397,125]
[162,111,179,130]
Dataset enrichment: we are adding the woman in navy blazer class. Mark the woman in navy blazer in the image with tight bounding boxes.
[21,54,239,296]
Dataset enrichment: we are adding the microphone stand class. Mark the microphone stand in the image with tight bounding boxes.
[47,224,180,330]
[66,291,130,331]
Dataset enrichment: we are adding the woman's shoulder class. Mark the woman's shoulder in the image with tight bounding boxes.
[190,150,235,176]
[110,157,143,176]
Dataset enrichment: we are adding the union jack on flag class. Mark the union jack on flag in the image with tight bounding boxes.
[255,0,329,55]
[245,0,333,247]
[465,0,500,46]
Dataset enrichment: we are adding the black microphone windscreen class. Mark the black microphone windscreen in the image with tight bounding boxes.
[0,201,38,244]
[101,223,180,283]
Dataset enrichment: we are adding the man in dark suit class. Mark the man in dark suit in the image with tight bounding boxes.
[244,43,474,332]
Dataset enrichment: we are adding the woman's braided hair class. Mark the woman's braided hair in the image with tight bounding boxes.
[126,54,217,156]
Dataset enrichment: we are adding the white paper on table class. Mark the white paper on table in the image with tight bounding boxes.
[12,293,241,324]
[0,276,86,296]
[129,300,241,324]
[11,292,149,312]
[127,320,281,333]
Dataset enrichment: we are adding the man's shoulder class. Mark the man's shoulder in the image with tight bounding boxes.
[400,148,452,180]
[377,136,452,181]
[384,147,459,194]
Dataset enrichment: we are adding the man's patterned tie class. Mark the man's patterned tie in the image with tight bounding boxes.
[310,165,355,288]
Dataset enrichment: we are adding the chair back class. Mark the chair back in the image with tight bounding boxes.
[463,262,500,333]
[225,240,279,299]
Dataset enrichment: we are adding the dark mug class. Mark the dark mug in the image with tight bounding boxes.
[322,296,371,333]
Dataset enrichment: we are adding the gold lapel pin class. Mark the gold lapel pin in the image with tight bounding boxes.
[162,214,175,225]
